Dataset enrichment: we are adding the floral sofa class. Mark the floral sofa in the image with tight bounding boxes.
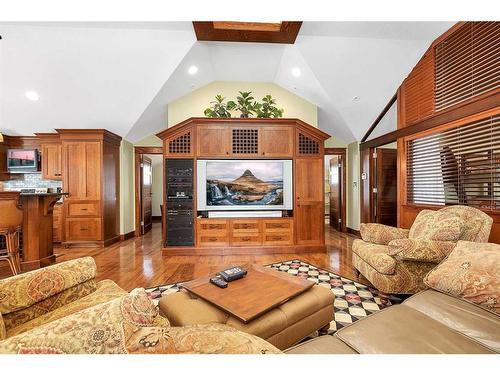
[0,257,279,354]
[352,205,493,297]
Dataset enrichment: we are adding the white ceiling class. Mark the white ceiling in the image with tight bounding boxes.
[0,21,455,143]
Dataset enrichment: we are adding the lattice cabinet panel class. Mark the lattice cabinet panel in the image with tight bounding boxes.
[231,128,259,154]
[298,132,321,155]
[167,131,192,155]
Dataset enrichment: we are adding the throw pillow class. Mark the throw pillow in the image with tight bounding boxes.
[424,241,500,313]
[409,210,465,241]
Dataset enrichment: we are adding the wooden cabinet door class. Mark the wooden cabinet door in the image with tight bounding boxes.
[260,126,293,157]
[42,143,62,180]
[52,203,63,242]
[295,201,323,245]
[64,141,101,199]
[295,158,323,202]
[197,126,230,157]
[229,126,260,157]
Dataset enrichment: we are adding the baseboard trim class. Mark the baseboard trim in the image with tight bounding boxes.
[346,227,361,237]
[120,231,136,241]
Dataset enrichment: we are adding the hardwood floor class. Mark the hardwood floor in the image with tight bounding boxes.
[2,223,366,291]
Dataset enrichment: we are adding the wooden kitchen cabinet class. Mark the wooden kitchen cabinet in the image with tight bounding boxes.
[41,143,62,180]
[59,130,121,247]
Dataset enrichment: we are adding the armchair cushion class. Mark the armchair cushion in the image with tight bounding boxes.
[359,223,409,245]
[0,257,97,315]
[352,239,396,275]
[409,210,465,241]
[425,241,500,314]
[388,238,456,263]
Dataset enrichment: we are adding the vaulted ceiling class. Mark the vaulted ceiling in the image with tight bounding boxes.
[0,22,455,143]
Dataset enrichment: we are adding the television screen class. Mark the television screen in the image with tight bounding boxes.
[197,160,293,211]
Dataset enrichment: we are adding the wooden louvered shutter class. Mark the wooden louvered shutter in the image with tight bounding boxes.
[406,114,500,210]
[435,22,500,111]
[403,51,435,126]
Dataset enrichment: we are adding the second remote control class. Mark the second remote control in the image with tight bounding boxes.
[210,277,228,288]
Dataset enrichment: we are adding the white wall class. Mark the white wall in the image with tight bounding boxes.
[119,140,135,235]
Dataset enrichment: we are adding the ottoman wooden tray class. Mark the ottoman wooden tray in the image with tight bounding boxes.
[159,264,335,350]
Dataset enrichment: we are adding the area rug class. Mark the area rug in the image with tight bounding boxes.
[145,259,401,335]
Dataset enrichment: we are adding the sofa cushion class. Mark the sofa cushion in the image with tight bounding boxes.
[0,257,97,315]
[352,239,396,275]
[438,205,493,242]
[403,290,500,353]
[285,335,357,354]
[409,210,465,241]
[6,279,126,338]
[424,241,500,314]
[335,304,494,354]
[0,313,5,341]
[123,323,281,354]
[0,288,160,354]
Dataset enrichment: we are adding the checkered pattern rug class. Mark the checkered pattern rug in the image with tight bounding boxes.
[145,259,401,335]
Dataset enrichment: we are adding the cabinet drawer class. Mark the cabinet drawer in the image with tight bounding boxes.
[198,235,229,247]
[231,220,260,233]
[198,219,229,233]
[65,218,102,241]
[67,201,100,217]
[231,233,262,246]
[263,232,293,246]
[263,219,293,232]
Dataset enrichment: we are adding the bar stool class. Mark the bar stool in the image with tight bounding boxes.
[0,192,23,275]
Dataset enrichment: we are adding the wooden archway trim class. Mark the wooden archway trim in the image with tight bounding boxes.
[325,148,347,232]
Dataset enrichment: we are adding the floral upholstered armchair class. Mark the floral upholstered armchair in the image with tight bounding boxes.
[352,205,493,302]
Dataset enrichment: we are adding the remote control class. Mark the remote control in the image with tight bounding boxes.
[219,266,247,282]
[210,277,228,288]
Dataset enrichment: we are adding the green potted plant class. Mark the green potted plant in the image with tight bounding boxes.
[235,91,257,118]
[204,95,236,118]
[255,95,284,118]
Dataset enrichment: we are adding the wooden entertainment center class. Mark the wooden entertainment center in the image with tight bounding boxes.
[157,118,330,255]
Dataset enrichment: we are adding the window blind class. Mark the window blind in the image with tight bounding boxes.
[435,22,500,111]
[406,114,500,210]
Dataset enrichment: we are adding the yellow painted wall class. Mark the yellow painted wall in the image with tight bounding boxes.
[324,136,348,148]
[119,140,135,235]
[135,134,162,147]
[167,81,318,127]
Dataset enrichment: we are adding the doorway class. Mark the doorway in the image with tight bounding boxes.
[134,147,163,237]
[371,143,398,226]
[325,148,347,232]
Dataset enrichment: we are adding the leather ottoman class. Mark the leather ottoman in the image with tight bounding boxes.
[159,284,334,350]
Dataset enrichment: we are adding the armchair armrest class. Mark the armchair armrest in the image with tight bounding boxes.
[359,223,409,245]
[388,238,456,263]
[0,257,97,315]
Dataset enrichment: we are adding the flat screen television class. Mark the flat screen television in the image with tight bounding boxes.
[7,149,39,172]
[197,159,293,211]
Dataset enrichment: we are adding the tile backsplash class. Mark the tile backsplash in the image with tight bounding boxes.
[3,173,62,191]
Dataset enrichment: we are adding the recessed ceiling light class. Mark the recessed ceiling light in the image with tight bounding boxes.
[188,65,198,75]
[25,90,39,101]
[291,67,301,77]
[353,96,360,101]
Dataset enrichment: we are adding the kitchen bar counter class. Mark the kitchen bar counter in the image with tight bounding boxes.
[17,192,68,271]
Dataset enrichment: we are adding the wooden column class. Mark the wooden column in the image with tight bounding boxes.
[19,193,64,271]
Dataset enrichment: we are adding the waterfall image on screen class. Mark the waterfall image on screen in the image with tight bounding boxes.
[206,161,284,206]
